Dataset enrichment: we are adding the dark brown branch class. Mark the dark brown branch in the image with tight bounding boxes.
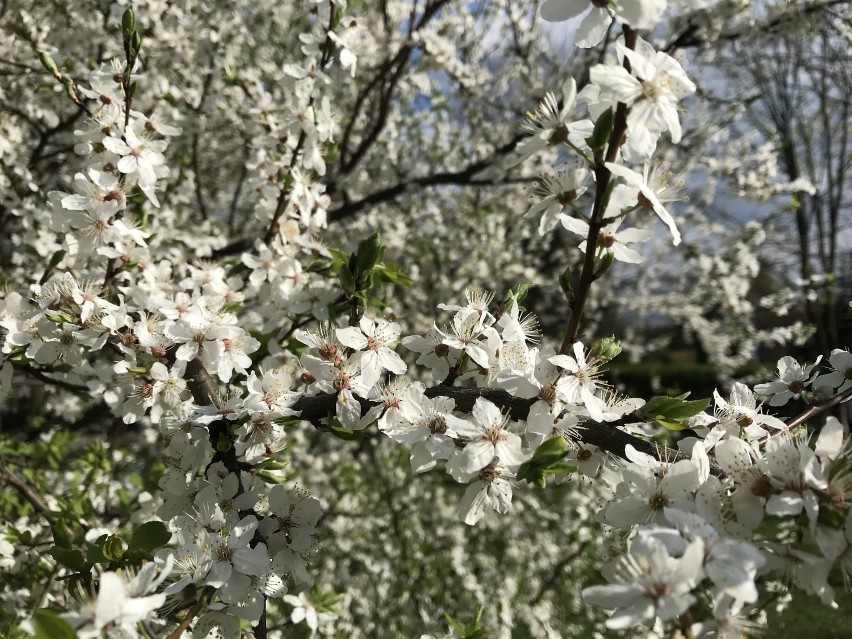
[292,385,685,465]
[328,132,526,223]
[529,543,587,606]
[558,27,637,355]
[337,0,452,174]
[662,0,852,53]
[185,359,221,409]
[165,592,211,639]
[21,365,89,393]
[785,385,852,430]
[0,463,50,514]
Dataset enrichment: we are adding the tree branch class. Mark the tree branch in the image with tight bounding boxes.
[558,27,637,355]
[292,385,689,466]
[785,385,852,430]
[328,132,527,223]
[0,463,50,514]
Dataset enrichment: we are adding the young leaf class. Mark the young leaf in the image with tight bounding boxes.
[48,547,87,572]
[339,264,356,293]
[50,516,72,549]
[585,107,614,152]
[355,231,383,275]
[559,266,573,300]
[33,609,78,639]
[590,336,622,362]
[641,394,711,430]
[328,418,364,441]
[129,521,171,554]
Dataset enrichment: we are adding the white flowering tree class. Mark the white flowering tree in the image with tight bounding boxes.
[0,1,851,638]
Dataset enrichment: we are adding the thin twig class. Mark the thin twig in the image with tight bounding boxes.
[529,544,586,605]
[558,26,637,355]
[785,385,852,430]
[0,463,50,513]
[20,364,89,393]
[165,593,210,639]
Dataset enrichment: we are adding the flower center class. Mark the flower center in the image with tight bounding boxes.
[641,80,662,102]
[427,415,447,435]
[332,374,351,391]
[597,231,616,249]
[548,123,569,146]
[556,189,577,206]
[539,385,557,405]
[751,474,773,498]
[648,491,669,511]
[319,343,338,362]
[215,541,233,562]
[736,414,753,428]
[647,582,672,599]
[480,466,499,483]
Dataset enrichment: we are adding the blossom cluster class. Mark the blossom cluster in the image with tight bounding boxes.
[1,1,357,636]
[585,390,851,634]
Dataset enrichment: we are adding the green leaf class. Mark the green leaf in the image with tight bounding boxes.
[593,249,616,278]
[257,469,288,484]
[222,300,244,314]
[500,283,534,310]
[817,505,846,530]
[45,311,76,324]
[339,264,356,293]
[641,394,710,430]
[585,107,614,152]
[374,262,412,286]
[354,231,383,276]
[322,140,339,164]
[48,547,87,571]
[517,437,575,487]
[38,51,59,75]
[654,417,689,431]
[328,247,349,268]
[121,7,135,36]
[590,336,622,362]
[443,607,490,638]
[86,543,107,564]
[51,516,72,549]
[259,459,289,471]
[559,266,573,300]
[215,432,232,453]
[33,609,78,639]
[548,461,579,475]
[102,535,126,562]
[130,32,143,56]
[328,418,363,441]
[444,613,466,635]
[128,521,171,554]
[533,435,566,459]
